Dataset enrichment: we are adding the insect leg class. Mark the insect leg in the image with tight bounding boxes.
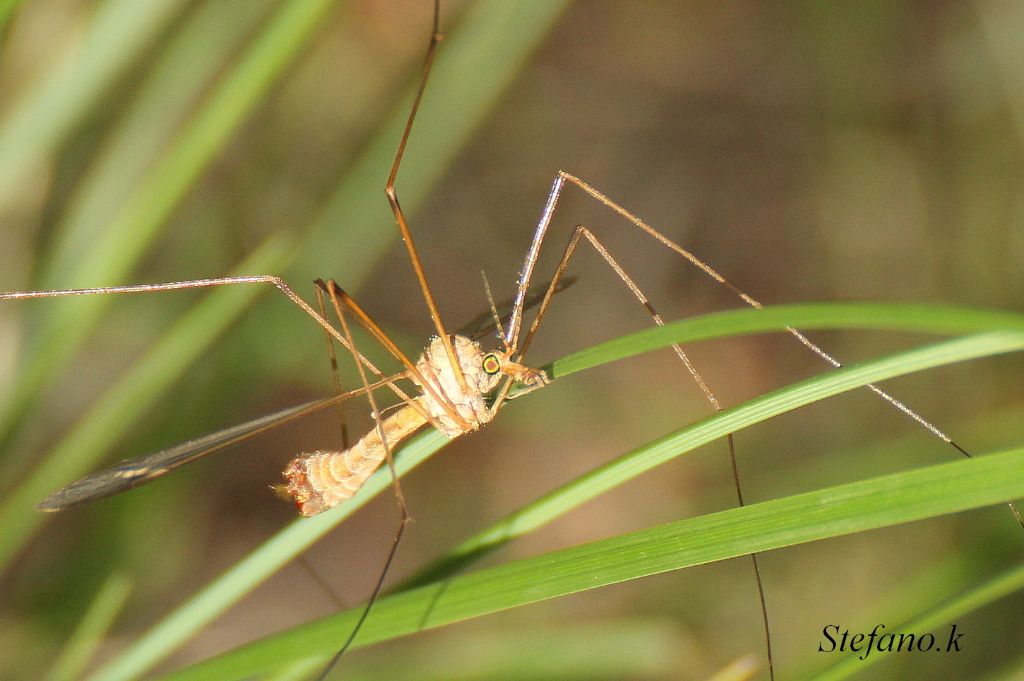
[317,279,470,433]
[314,283,351,451]
[499,223,775,680]
[515,171,1024,530]
[291,285,355,613]
[382,0,471,396]
[0,275,394,398]
[312,276,413,681]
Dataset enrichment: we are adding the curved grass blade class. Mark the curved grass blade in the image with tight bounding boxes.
[42,572,133,681]
[155,444,1024,680]
[1,0,343,440]
[82,303,1024,681]
[548,301,1024,379]
[408,329,1024,585]
[0,0,183,207]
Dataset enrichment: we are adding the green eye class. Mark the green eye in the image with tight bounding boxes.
[482,354,501,375]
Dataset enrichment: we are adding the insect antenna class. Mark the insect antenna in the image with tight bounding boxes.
[457,275,577,342]
[480,270,512,354]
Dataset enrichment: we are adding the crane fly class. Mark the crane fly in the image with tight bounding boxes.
[2,2,1022,680]
[29,276,569,514]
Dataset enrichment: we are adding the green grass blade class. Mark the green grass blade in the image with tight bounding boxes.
[41,0,278,284]
[42,572,133,681]
[549,301,1024,379]
[0,0,183,206]
[0,0,25,32]
[155,444,1024,680]
[409,329,1024,585]
[1,0,342,440]
[81,303,1024,681]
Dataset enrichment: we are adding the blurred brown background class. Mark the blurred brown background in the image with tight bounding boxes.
[1,1,1022,679]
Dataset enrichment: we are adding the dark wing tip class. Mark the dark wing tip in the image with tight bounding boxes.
[35,464,168,513]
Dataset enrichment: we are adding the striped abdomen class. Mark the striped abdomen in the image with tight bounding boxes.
[281,401,429,516]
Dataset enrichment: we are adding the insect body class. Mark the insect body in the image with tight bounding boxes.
[282,334,547,516]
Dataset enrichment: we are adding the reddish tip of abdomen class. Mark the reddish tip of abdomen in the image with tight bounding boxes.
[280,457,329,517]
[279,403,429,517]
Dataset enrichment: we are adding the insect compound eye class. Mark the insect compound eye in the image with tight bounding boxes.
[481,353,502,375]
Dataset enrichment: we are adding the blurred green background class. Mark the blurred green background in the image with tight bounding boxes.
[0,1,1022,679]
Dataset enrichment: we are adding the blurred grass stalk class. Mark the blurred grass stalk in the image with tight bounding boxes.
[42,572,133,681]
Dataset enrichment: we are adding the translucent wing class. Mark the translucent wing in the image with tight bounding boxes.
[459,275,576,341]
[37,394,350,511]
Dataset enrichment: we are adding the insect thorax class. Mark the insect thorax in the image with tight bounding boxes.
[412,335,501,437]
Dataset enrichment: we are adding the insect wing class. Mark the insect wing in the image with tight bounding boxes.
[37,393,349,511]
[459,275,577,341]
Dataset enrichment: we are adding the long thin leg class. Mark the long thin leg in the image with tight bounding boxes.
[314,284,350,451]
[508,171,1024,530]
[314,280,411,681]
[292,287,355,613]
[383,0,470,396]
[500,225,774,680]
[317,279,471,433]
[0,276,388,397]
